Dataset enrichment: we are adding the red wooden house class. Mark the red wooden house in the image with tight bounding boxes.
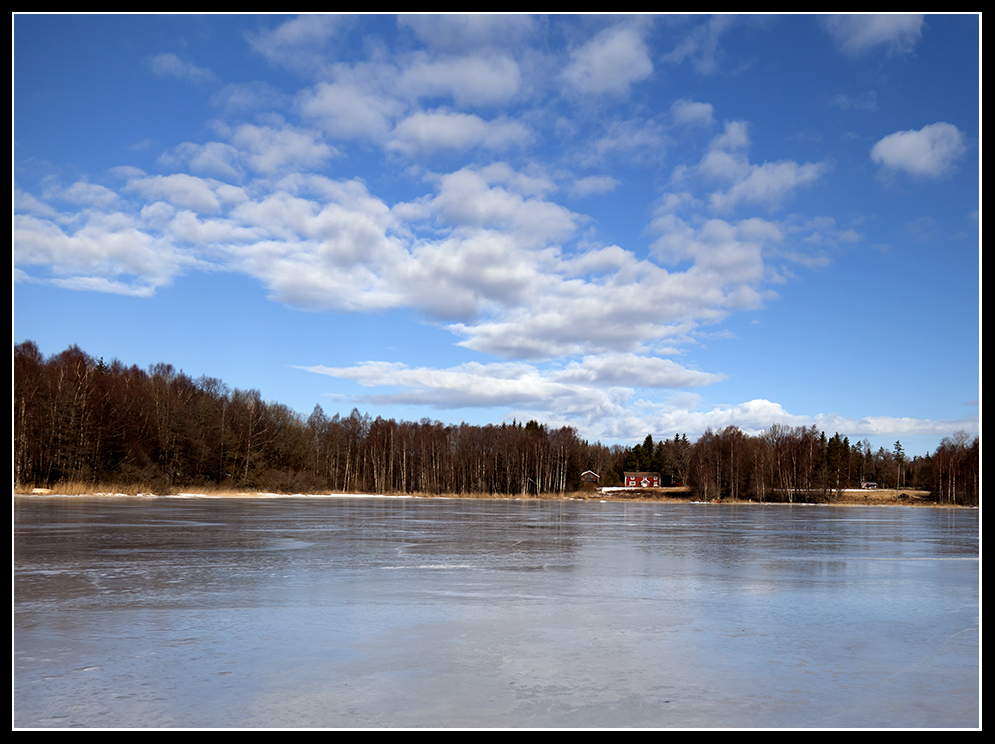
[624,471,661,488]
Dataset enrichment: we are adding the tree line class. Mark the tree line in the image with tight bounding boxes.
[685,425,978,505]
[13,342,593,496]
[13,342,978,504]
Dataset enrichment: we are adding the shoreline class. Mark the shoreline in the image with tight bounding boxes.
[15,486,967,507]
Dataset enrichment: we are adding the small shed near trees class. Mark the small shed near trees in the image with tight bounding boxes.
[581,470,600,484]
[624,471,661,488]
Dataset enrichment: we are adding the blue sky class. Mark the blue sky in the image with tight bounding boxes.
[14,14,980,455]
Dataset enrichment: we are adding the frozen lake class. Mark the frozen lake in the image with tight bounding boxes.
[14,496,979,728]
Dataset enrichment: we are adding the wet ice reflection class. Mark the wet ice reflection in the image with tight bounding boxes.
[14,497,979,728]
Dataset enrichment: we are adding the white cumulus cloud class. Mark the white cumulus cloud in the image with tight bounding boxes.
[821,14,924,58]
[388,110,531,156]
[562,23,654,97]
[870,122,967,178]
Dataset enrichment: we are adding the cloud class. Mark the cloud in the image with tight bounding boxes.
[552,354,724,388]
[710,160,828,213]
[42,276,163,298]
[14,212,195,294]
[387,110,531,156]
[604,398,975,443]
[210,81,291,115]
[445,242,759,361]
[16,149,789,366]
[698,121,828,212]
[149,53,218,83]
[298,79,404,142]
[415,165,579,246]
[662,15,738,74]
[778,214,863,255]
[870,122,967,178]
[296,52,528,158]
[300,354,724,425]
[14,188,59,218]
[122,159,775,363]
[396,54,522,107]
[562,23,654,97]
[304,360,586,409]
[244,14,346,75]
[123,173,246,214]
[671,99,715,127]
[655,398,807,437]
[303,354,979,442]
[396,233,540,320]
[298,357,978,446]
[582,118,668,167]
[229,122,338,176]
[821,14,925,58]
[398,14,536,53]
[829,91,877,112]
[52,180,120,208]
[159,123,338,182]
[160,141,245,182]
[651,214,779,287]
[568,175,620,199]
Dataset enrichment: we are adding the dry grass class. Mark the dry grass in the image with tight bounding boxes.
[13,483,564,500]
[14,481,266,498]
[14,483,941,506]
[832,488,933,505]
[15,480,157,496]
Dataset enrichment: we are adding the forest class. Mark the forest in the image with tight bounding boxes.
[13,342,980,505]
